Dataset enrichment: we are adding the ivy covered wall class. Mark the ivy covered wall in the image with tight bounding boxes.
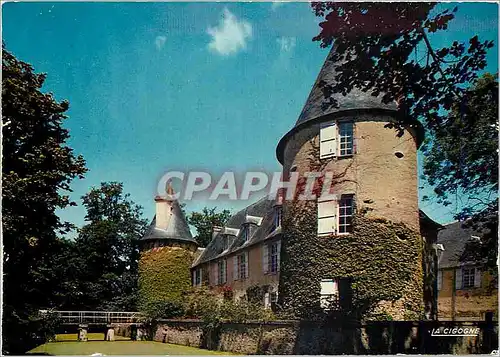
[138,246,195,315]
[278,199,423,321]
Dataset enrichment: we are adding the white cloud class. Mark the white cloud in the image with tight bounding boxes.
[207,8,252,56]
[155,35,167,51]
[271,2,285,11]
[277,37,296,53]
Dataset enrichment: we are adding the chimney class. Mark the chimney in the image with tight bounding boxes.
[155,183,175,230]
[212,226,223,239]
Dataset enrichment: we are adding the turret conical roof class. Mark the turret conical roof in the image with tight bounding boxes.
[141,188,196,245]
[276,47,398,164]
[296,47,397,127]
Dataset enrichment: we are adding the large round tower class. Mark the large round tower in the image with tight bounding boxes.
[276,49,425,320]
[138,184,198,314]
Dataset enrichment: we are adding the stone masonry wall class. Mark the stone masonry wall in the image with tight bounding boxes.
[152,319,497,354]
[195,238,280,301]
[438,268,498,320]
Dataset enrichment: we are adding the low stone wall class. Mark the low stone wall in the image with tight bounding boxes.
[153,319,498,355]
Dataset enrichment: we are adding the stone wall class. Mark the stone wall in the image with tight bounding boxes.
[152,319,498,355]
[195,240,280,301]
[438,268,498,320]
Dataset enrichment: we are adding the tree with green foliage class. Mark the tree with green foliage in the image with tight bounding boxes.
[310,2,497,270]
[73,182,148,311]
[186,207,231,247]
[2,47,87,354]
[422,74,498,273]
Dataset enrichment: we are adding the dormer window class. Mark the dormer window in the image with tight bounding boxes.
[273,206,282,231]
[221,235,231,252]
[242,224,249,242]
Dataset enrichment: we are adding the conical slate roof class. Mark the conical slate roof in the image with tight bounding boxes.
[297,47,397,127]
[141,199,196,244]
[276,47,398,164]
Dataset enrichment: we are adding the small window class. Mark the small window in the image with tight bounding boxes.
[193,268,202,287]
[270,242,280,273]
[238,253,248,280]
[338,122,354,157]
[242,225,249,242]
[273,206,282,230]
[218,259,227,285]
[320,279,339,310]
[462,267,475,289]
[222,235,233,251]
[338,195,354,234]
[437,270,443,291]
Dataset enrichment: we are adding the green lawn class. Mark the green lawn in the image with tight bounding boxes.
[29,336,235,355]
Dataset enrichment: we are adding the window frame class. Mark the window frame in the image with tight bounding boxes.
[238,253,247,280]
[319,121,355,159]
[338,122,354,157]
[320,278,339,310]
[217,259,227,285]
[269,242,279,274]
[242,224,249,243]
[462,267,475,289]
[194,268,202,287]
[273,206,282,231]
[337,194,354,235]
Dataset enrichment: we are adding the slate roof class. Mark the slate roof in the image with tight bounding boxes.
[141,199,196,244]
[192,196,279,267]
[275,47,426,164]
[296,48,397,128]
[437,221,481,269]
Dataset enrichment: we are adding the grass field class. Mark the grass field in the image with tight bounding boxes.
[29,334,235,355]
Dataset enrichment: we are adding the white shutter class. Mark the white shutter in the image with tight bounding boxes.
[318,200,337,235]
[192,271,196,286]
[437,270,443,291]
[264,293,270,309]
[263,244,269,274]
[474,268,481,288]
[277,241,281,271]
[233,256,238,281]
[244,251,249,279]
[320,122,337,158]
[455,268,462,290]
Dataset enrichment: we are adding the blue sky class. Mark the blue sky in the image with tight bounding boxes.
[3,2,498,234]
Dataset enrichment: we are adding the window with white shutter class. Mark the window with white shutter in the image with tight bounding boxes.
[318,199,337,235]
[320,279,339,310]
[264,292,271,309]
[437,270,443,291]
[320,122,337,158]
[270,242,279,273]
